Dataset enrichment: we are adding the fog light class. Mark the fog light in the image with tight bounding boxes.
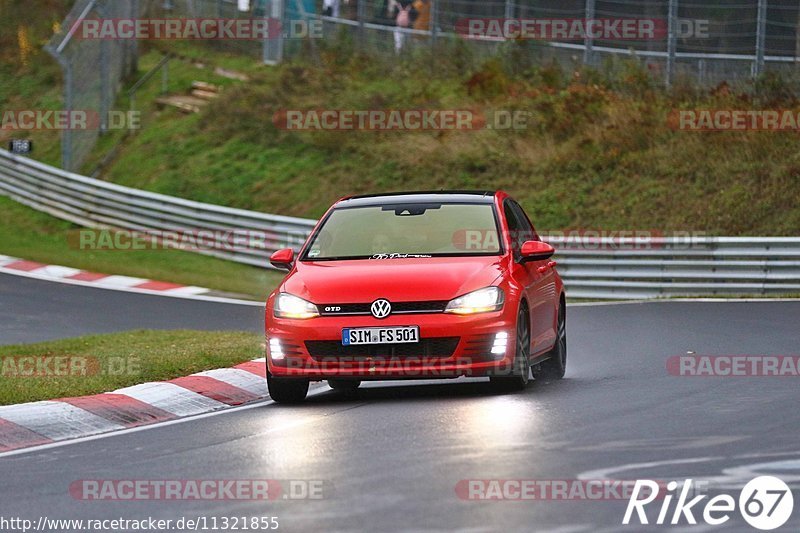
[269,337,285,360]
[491,332,508,356]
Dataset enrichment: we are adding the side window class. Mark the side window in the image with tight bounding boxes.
[510,201,537,243]
[503,201,524,256]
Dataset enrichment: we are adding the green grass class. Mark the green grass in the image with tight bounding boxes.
[0,330,263,405]
[0,196,286,299]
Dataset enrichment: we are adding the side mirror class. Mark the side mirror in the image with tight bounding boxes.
[270,248,295,270]
[520,240,555,262]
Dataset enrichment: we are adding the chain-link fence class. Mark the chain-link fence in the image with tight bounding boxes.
[279,0,800,87]
[45,0,139,172]
[140,0,285,63]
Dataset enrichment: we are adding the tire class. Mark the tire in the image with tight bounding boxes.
[267,372,309,404]
[490,306,531,392]
[328,379,361,391]
[535,300,566,380]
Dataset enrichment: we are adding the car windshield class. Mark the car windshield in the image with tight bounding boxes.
[303,202,502,260]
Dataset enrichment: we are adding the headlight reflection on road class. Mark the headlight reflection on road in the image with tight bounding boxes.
[461,394,542,449]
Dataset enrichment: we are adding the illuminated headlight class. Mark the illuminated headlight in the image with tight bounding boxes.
[445,287,504,315]
[274,293,319,319]
[491,331,509,356]
[269,337,285,360]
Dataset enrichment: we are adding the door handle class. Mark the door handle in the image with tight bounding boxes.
[548,261,558,268]
[537,266,548,273]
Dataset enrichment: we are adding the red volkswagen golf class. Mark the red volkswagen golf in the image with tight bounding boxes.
[265,191,566,403]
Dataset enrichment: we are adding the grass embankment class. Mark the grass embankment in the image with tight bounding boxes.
[0,330,263,405]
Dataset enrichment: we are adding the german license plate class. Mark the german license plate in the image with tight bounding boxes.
[342,326,420,346]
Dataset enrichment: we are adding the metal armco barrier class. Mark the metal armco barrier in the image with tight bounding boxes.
[0,150,316,269]
[1,149,799,300]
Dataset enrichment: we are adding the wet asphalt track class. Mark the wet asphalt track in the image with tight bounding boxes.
[1,271,800,532]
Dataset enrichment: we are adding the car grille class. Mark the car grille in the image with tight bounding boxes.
[306,337,460,359]
[318,301,448,316]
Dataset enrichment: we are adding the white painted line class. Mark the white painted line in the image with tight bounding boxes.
[252,357,267,363]
[31,265,82,279]
[0,267,263,306]
[95,275,149,288]
[165,286,210,295]
[195,368,267,397]
[113,382,226,417]
[0,401,124,441]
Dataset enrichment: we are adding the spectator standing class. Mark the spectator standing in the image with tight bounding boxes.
[393,0,417,53]
[323,0,345,17]
[412,0,431,32]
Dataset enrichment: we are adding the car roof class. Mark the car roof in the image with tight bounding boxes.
[335,190,498,208]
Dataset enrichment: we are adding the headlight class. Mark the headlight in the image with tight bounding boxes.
[274,293,319,319]
[445,287,504,315]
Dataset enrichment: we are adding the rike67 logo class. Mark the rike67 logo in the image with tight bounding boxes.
[624,476,794,530]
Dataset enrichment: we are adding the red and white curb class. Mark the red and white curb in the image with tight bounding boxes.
[0,358,269,453]
[0,254,210,296]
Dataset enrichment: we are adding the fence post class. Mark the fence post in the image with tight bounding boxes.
[753,0,767,77]
[271,0,285,64]
[430,0,439,46]
[130,0,140,74]
[697,58,706,86]
[666,0,677,87]
[94,2,109,133]
[62,61,74,171]
[504,0,514,20]
[583,0,595,65]
[357,0,366,45]
[44,45,74,170]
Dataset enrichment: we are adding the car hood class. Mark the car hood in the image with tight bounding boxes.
[281,256,505,304]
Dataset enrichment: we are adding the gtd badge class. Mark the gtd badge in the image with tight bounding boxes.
[370,299,392,319]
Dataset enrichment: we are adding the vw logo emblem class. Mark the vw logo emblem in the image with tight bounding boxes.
[370,299,392,319]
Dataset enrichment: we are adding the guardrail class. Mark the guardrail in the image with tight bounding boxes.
[1,149,799,299]
[0,150,316,269]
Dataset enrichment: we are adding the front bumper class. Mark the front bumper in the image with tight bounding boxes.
[266,308,517,380]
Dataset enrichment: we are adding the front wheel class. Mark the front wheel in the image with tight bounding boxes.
[490,307,531,392]
[534,301,566,380]
[267,372,309,404]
